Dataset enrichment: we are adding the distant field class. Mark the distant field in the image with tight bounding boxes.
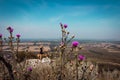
[78,41,120,71]
[2,40,120,70]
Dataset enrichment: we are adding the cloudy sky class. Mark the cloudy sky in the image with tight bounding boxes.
[0,0,120,40]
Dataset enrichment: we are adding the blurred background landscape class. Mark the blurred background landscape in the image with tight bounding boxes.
[0,0,120,80]
[2,39,120,69]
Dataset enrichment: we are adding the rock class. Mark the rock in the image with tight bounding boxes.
[41,57,51,63]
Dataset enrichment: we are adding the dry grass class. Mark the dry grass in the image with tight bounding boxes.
[0,47,120,80]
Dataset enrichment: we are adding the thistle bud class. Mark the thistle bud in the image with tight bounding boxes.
[0,34,2,38]
[67,32,70,34]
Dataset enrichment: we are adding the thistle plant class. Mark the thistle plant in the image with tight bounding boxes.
[71,41,80,80]
[70,41,98,80]
[16,34,21,54]
[0,27,15,80]
[58,23,98,80]
[59,23,75,59]
[58,23,76,79]
[7,26,14,51]
[6,27,21,58]
[0,27,22,80]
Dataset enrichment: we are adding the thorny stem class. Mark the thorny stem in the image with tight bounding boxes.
[81,69,85,80]
[80,62,89,80]
[16,38,20,54]
[9,33,14,51]
[76,53,78,80]
[9,33,18,61]
[59,49,64,80]
[61,26,64,43]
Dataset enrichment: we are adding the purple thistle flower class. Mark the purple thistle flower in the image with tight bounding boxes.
[78,55,85,61]
[16,34,21,38]
[7,26,12,30]
[27,67,32,72]
[72,41,79,47]
[10,28,14,33]
[7,26,13,33]
[0,34,2,38]
[64,24,67,28]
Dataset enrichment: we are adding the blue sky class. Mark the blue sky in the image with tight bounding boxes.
[0,0,120,40]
